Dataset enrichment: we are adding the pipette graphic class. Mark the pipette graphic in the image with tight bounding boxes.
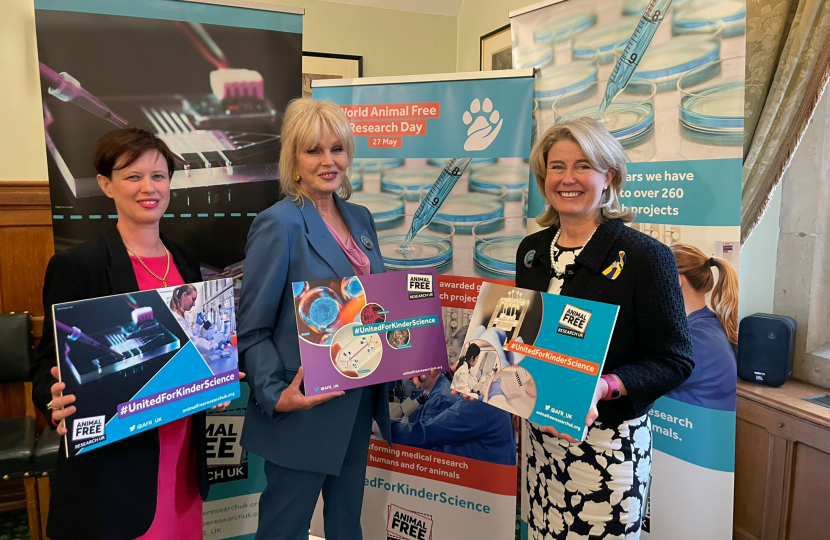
[39,63,130,129]
[400,158,472,250]
[597,0,674,116]
[56,320,126,359]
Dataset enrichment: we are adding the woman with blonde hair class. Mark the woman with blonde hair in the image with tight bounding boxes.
[666,243,738,411]
[515,117,693,539]
[238,98,390,539]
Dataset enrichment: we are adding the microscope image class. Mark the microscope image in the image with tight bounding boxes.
[56,299,181,386]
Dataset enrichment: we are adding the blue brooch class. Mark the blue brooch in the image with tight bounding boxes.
[360,235,374,250]
[523,250,536,268]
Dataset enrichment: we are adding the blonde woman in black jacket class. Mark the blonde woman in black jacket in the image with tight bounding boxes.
[516,118,693,540]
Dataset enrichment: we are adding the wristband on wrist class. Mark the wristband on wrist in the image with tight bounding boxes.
[600,375,621,400]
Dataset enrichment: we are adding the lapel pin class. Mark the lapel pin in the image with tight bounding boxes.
[360,235,374,250]
[523,250,536,268]
[602,251,626,280]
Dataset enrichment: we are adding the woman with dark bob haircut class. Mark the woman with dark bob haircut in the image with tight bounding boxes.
[31,128,219,540]
[515,118,693,539]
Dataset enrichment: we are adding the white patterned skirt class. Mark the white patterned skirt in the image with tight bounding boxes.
[523,415,652,540]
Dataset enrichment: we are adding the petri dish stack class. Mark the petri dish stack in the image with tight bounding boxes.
[378,217,454,272]
[533,12,597,44]
[353,158,405,173]
[630,33,721,91]
[678,56,745,145]
[420,188,506,234]
[673,0,746,38]
[571,19,638,65]
[350,188,406,230]
[553,79,657,149]
[469,164,530,201]
[513,43,554,70]
[473,217,527,279]
[381,166,440,201]
[535,60,599,107]
[350,172,363,191]
[621,0,650,16]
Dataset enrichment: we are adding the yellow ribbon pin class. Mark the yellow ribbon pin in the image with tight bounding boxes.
[602,251,626,280]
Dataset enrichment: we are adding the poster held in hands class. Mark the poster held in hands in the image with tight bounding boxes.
[455,281,618,440]
[53,279,240,457]
[293,270,447,394]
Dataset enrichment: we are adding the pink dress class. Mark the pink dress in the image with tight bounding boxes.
[325,222,370,276]
[130,254,203,540]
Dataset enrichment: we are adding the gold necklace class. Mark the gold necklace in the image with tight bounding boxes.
[124,241,171,287]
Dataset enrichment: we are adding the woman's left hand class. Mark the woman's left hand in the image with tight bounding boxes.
[212,371,246,412]
[540,376,608,443]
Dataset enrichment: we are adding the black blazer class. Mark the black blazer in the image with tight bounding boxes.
[31,228,207,540]
[515,219,694,427]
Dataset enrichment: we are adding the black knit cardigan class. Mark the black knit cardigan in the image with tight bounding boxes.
[515,218,694,426]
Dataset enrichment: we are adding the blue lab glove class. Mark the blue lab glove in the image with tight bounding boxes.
[487,376,505,400]
[196,312,204,325]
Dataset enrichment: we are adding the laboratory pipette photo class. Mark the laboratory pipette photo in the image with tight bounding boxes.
[39,62,130,129]
[56,320,126,359]
[400,158,472,250]
[598,0,674,115]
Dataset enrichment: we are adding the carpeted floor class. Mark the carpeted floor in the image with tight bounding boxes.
[0,510,29,540]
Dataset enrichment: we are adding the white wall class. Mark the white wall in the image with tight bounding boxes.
[456,0,530,72]
[0,0,48,181]
[738,187,781,319]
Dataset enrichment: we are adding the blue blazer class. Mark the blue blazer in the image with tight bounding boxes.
[238,194,392,476]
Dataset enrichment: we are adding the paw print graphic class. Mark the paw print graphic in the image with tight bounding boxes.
[462,98,503,151]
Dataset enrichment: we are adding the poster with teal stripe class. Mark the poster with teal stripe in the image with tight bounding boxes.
[511,0,743,537]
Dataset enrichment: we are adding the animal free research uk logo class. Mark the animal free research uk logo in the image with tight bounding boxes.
[72,415,105,441]
[462,98,503,151]
[387,504,433,540]
[407,274,434,300]
[557,304,592,339]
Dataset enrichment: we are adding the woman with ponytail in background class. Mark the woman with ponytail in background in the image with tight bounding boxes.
[667,243,738,411]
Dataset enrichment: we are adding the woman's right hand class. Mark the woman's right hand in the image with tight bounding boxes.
[49,366,76,435]
[275,366,345,412]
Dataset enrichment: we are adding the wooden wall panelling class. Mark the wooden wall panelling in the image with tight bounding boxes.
[0,180,53,428]
[0,180,54,318]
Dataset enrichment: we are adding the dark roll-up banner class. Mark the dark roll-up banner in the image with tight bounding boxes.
[34,1,303,538]
[510,0,743,539]
[35,0,302,274]
[312,71,535,539]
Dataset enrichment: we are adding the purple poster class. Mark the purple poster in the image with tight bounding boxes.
[292,270,446,393]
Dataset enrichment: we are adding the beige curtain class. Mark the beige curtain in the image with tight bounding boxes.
[742,0,830,243]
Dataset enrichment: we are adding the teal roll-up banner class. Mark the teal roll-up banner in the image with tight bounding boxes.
[511,0,743,538]
[314,72,535,540]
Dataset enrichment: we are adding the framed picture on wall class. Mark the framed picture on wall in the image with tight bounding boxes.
[302,51,363,97]
[480,24,512,71]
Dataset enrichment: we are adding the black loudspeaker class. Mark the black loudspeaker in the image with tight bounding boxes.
[737,314,796,387]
